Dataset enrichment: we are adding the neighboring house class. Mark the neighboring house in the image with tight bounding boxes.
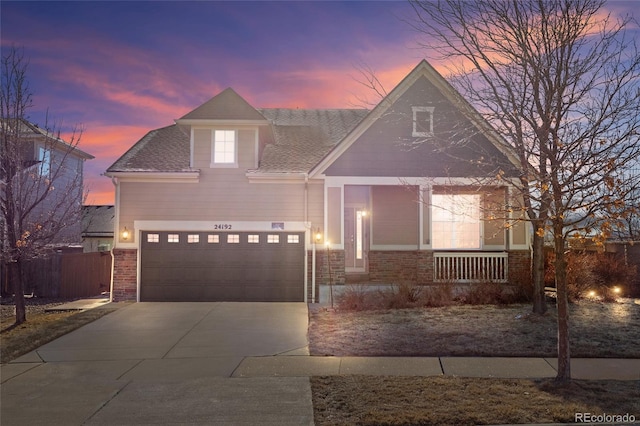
[82,205,115,252]
[1,119,94,294]
[106,60,531,302]
[1,119,94,248]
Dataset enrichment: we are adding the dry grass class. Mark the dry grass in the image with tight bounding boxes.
[311,376,640,425]
[309,297,640,424]
[309,299,640,357]
[1,304,120,363]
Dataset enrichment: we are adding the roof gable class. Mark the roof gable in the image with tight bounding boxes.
[310,60,520,178]
[179,88,266,121]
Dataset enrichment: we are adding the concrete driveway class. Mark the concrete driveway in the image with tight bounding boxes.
[1,302,313,425]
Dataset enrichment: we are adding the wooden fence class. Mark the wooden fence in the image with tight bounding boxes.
[3,251,112,299]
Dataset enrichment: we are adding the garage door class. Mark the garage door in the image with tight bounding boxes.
[140,231,305,302]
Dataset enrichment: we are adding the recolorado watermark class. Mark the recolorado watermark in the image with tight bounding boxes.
[575,412,636,423]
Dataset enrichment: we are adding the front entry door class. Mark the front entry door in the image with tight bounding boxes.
[345,206,368,272]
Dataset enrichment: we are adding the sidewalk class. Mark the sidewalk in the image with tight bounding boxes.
[231,355,640,380]
[45,295,111,311]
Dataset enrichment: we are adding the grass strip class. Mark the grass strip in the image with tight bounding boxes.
[1,306,119,363]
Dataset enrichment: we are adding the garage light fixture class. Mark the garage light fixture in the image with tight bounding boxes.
[122,227,130,241]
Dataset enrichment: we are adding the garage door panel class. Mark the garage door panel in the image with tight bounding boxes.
[141,231,304,302]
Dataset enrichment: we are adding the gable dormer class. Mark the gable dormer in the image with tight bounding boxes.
[176,88,269,169]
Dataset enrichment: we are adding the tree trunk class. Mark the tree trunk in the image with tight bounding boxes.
[12,259,27,325]
[554,232,571,381]
[531,230,547,314]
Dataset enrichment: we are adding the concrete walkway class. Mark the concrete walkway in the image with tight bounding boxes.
[232,355,640,380]
[2,300,639,425]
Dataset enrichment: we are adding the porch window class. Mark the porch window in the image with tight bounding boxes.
[432,194,480,249]
[212,130,236,165]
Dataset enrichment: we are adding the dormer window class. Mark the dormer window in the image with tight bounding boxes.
[212,130,237,167]
[412,106,434,137]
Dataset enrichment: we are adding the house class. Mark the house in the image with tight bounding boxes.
[82,205,115,252]
[0,119,94,248]
[106,60,531,302]
[1,119,94,294]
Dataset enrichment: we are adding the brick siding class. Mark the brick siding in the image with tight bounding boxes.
[507,250,531,284]
[112,249,137,301]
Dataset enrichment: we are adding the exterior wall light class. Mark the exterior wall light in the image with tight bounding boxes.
[122,227,130,241]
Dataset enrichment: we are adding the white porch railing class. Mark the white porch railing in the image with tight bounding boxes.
[434,252,508,283]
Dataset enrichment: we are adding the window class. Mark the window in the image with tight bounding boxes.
[248,235,260,243]
[147,234,159,243]
[412,106,435,137]
[38,147,51,176]
[287,235,299,244]
[187,234,200,243]
[168,234,180,243]
[208,235,219,243]
[212,130,236,165]
[432,194,480,249]
[227,234,240,243]
[267,234,280,243]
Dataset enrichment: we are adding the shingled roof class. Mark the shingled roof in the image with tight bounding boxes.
[180,88,267,121]
[107,124,191,172]
[256,109,369,173]
[107,107,369,173]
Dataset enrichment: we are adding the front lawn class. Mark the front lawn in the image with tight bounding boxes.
[309,299,640,425]
[308,299,640,357]
[312,376,640,425]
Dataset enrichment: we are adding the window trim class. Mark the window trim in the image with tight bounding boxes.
[211,129,238,168]
[412,106,435,137]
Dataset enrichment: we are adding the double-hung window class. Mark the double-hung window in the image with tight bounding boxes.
[432,193,481,249]
[212,130,236,166]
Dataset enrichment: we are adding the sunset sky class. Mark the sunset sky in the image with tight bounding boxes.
[1,1,636,205]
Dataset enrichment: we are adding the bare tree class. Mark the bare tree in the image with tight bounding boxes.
[609,168,640,241]
[1,47,88,325]
[408,0,640,381]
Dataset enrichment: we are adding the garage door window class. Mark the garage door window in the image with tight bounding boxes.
[208,235,219,243]
[248,235,260,243]
[147,234,159,243]
[268,235,280,243]
[287,235,300,243]
[168,234,179,243]
[188,234,200,243]
[227,234,240,243]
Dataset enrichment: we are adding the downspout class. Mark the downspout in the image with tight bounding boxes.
[108,176,118,303]
[305,174,315,303]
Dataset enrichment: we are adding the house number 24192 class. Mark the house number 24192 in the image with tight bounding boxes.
[213,224,232,230]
